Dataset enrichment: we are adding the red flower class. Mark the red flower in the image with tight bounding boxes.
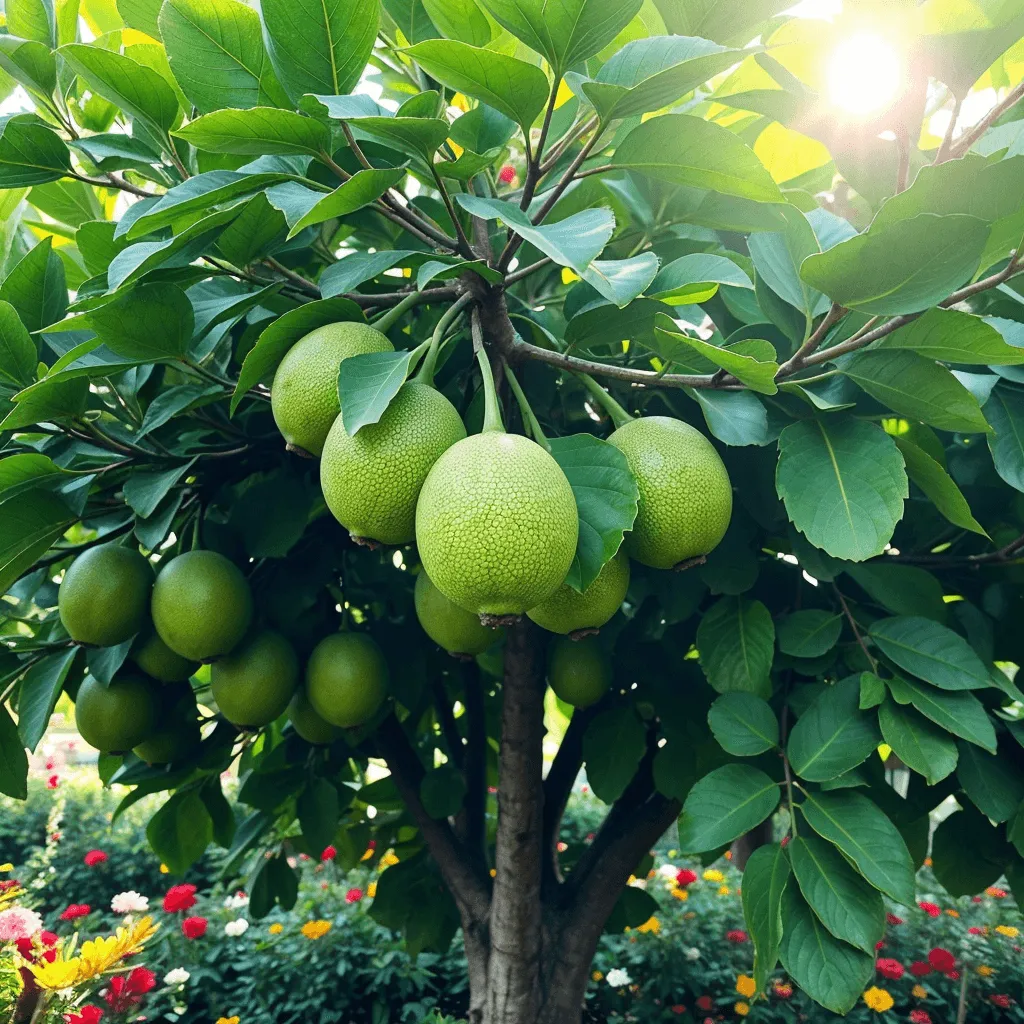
[928,948,955,973]
[696,996,713,1011]
[60,904,91,921]
[968,927,984,935]
[909,1012,932,1024]
[321,846,337,862]
[64,1006,103,1024]
[345,888,363,904]
[886,913,903,926]
[47,775,59,789]
[876,958,904,980]
[909,961,932,977]
[162,884,197,913]
[103,968,156,1012]
[991,995,1012,1009]
[83,850,107,867]
[181,916,207,939]
[675,869,698,887]
[498,164,516,184]
[918,901,941,918]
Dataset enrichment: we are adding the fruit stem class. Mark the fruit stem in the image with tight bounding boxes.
[504,363,550,452]
[372,290,422,334]
[576,372,633,429]
[473,310,505,434]
[416,293,474,387]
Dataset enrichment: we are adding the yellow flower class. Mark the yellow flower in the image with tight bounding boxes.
[268,923,283,935]
[736,975,757,999]
[31,957,85,990]
[718,885,731,896]
[159,863,169,874]
[592,971,604,982]
[734,1001,750,1017]
[912,985,928,999]
[670,888,689,901]
[380,851,399,868]
[703,869,724,882]
[863,987,894,1013]
[946,909,960,918]
[637,916,660,934]
[996,925,1019,938]
[977,965,995,977]
[301,920,331,940]
[215,1017,240,1024]
[367,882,377,899]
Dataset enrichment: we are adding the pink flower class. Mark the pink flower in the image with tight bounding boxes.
[498,164,516,185]
[345,888,363,904]
[59,904,91,921]
[181,916,207,939]
[162,884,197,913]
[726,930,748,943]
[0,908,43,942]
[918,901,941,918]
[83,850,107,867]
[321,846,336,862]
[876,958,904,980]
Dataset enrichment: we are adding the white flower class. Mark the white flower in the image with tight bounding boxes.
[606,968,632,988]
[224,918,249,937]
[223,892,249,910]
[657,864,678,879]
[111,891,149,915]
[163,968,190,986]
[684,947,701,961]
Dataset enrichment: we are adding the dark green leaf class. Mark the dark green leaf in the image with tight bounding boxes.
[707,692,778,755]
[868,615,990,691]
[676,763,779,853]
[696,596,775,699]
[878,698,958,785]
[547,433,639,592]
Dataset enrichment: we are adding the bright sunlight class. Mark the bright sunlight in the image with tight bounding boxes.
[827,31,904,116]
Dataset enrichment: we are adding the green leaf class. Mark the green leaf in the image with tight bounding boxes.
[147,789,213,875]
[479,0,642,74]
[775,418,907,562]
[580,253,660,308]
[261,0,379,104]
[59,43,180,137]
[174,107,331,156]
[676,763,779,854]
[347,116,450,162]
[547,433,639,593]
[878,698,958,785]
[583,35,743,121]
[868,616,990,691]
[787,676,881,782]
[287,167,406,238]
[17,647,77,752]
[457,194,614,273]
[776,610,842,659]
[297,778,340,854]
[232,297,364,412]
[653,317,778,394]
[647,252,752,305]
[985,383,1024,493]
[613,114,785,203]
[0,300,37,387]
[696,596,774,699]
[778,884,874,1015]
[405,40,549,132]
[0,702,28,799]
[878,307,1024,365]
[0,35,57,101]
[956,740,1024,824]
[337,350,415,436]
[800,214,990,316]
[0,115,71,187]
[583,706,646,803]
[159,0,291,114]
[885,674,996,753]
[741,843,790,993]
[707,692,778,756]
[893,435,987,536]
[0,236,66,334]
[842,350,990,434]
[79,282,194,361]
[789,832,884,954]
[799,789,917,906]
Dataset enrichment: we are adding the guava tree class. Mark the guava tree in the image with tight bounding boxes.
[3,0,1024,1021]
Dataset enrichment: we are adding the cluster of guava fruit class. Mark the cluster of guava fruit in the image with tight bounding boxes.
[271,314,734,711]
